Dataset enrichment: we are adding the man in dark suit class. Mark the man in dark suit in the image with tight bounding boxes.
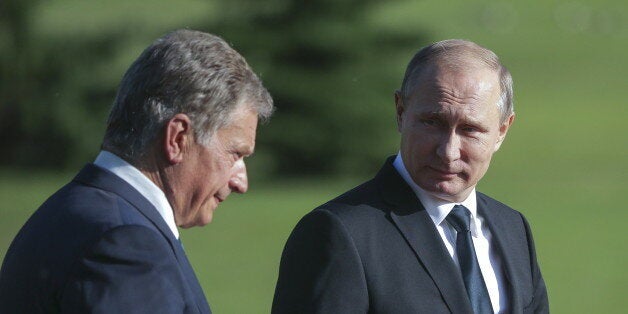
[273,39,548,313]
[0,29,273,313]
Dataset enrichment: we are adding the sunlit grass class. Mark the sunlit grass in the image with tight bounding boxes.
[3,0,627,312]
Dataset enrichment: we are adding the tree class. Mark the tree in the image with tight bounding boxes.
[1,0,429,177]
[0,0,124,168]
[205,0,429,176]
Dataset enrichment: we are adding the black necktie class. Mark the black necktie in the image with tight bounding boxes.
[446,205,493,314]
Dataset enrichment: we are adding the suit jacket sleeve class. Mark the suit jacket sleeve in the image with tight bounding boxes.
[521,213,549,314]
[272,209,369,314]
[60,225,189,314]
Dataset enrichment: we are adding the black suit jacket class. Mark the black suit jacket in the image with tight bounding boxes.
[273,157,548,313]
[0,164,211,313]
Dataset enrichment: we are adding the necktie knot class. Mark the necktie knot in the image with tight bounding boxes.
[446,205,471,233]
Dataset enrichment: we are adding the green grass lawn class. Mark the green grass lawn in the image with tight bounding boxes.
[3,0,626,312]
[1,166,626,313]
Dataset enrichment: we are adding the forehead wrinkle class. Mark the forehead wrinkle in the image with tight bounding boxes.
[431,84,483,107]
[407,65,501,122]
[411,80,484,113]
[411,61,497,100]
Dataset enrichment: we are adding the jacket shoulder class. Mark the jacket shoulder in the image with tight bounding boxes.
[293,178,398,245]
[476,191,525,218]
[318,178,385,215]
[0,180,157,310]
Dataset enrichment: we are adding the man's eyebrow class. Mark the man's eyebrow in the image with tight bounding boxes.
[419,110,488,126]
[418,110,448,118]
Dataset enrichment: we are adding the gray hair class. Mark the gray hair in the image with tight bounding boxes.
[102,29,274,163]
[400,39,513,122]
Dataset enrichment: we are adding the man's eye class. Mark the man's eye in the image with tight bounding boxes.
[421,119,437,126]
[461,126,482,134]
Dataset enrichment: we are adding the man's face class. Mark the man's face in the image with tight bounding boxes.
[396,64,513,203]
[170,106,258,228]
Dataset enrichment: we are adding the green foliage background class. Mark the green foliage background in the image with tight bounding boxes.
[1,0,627,313]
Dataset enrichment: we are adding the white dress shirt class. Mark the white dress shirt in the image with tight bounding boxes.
[393,154,508,313]
[93,151,179,239]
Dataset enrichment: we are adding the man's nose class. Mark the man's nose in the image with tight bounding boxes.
[229,159,249,194]
[436,131,461,163]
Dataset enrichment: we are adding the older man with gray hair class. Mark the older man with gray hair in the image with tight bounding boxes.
[0,29,273,313]
[273,39,548,314]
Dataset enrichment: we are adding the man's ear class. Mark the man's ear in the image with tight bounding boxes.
[494,113,515,152]
[394,90,404,132]
[163,113,193,165]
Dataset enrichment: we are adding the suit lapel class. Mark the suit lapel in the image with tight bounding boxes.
[74,164,176,241]
[377,158,473,314]
[477,195,523,314]
[172,240,212,313]
[74,164,211,313]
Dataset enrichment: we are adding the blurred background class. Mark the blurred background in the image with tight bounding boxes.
[1,0,626,312]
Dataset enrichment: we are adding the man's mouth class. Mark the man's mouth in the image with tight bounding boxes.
[430,167,459,176]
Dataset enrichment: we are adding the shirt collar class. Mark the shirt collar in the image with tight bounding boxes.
[93,151,179,239]
[392,153,480,237]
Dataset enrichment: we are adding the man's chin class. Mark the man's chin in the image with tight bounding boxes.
[178,208,215,228]
[422,181,470,203]
[181,217,213,228]
[197,217,213,226]
[198,207,216,226]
